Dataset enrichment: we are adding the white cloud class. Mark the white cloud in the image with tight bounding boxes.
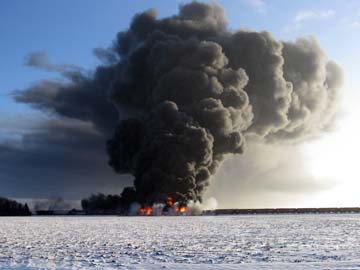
[284,9,336,32]
[294,10,335,23]
[349,21,360,29]
[245,0,267,13]
[340,17,360,30]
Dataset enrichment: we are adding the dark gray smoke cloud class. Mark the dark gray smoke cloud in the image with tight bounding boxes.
[17,51,119,136]
[1,52,129,199]
[106,2,342,205]
[25,51,86,82]
[5,2,342,205]
[0,117,131,199]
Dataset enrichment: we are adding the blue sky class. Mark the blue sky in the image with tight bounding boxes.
[1,0,360,206]
[1,0,359,101]
[1,0,357,140]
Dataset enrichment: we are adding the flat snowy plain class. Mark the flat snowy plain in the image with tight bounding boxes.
[0,214,359,269]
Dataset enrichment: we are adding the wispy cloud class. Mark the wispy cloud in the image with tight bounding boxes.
[285,9,336,32]
[245,0,267,13]
[348,21,360,29]
[340,17,360,30]
[294,10,335,24]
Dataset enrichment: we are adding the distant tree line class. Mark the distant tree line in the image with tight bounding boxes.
[0,197,31,216]
[81,188,136,214]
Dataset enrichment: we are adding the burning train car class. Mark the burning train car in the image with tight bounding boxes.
[137,197,187,216]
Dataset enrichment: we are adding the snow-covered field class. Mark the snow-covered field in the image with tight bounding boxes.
[0,214,360,269]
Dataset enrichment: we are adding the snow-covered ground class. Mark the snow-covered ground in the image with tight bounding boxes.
[0,214,359,269]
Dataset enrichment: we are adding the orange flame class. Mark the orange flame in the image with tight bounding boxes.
[145,207,152,216]
[166,196,174,206]
[175,206,187,214]
[138,206,153,216]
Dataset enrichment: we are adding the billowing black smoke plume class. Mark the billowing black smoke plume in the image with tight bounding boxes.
[12,2,342,208]
[105,2,343,206]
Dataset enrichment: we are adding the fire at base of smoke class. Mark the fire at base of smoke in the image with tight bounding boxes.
[133,197,218,216]
[82,194,218,216]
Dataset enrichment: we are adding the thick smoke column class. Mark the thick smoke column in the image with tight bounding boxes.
[13,2,342,207]
[106,2,343,206]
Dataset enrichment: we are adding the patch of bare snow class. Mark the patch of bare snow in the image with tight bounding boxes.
[0,214,359,269]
